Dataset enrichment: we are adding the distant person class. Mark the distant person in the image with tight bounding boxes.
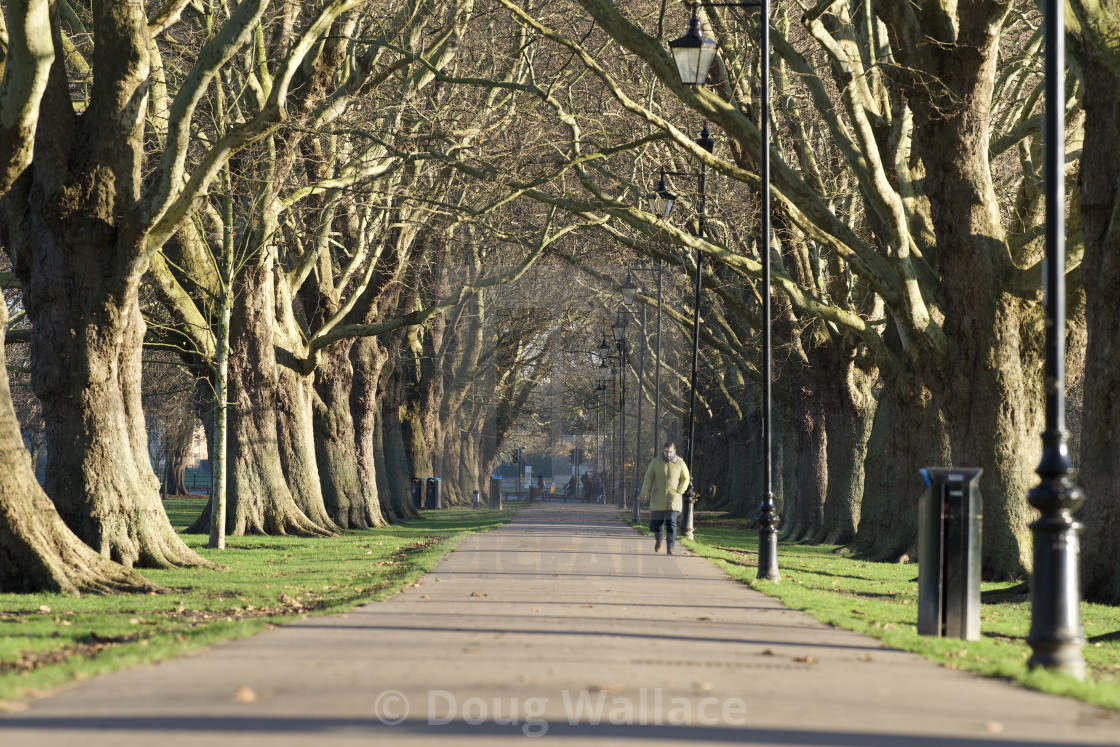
[638,440,690,554]
[581,472,592,503]
[537,475,545,494]
[593,476,605,504]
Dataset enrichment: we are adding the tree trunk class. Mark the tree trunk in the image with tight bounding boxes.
[190,250,333,536]
[381,362,420,519]
[852,370,950,561]
[877,0,1042,578]
[371,393,400,523]
[274,274,340,533]
[161,420,193,497]
[351,337,392,526]
[787,378,828,543]
[0,7,211,569]
[814,356,876,546]
[314,341,381,528]
[1071,36,1120,603]
[0,300,159,593]
[19,256,210,567]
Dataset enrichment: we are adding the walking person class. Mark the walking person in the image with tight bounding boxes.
[638,440,690,554]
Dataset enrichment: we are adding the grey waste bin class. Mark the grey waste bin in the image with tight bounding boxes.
[410,478,424,508]
[489,476,503,510]
[918,467,983,640]
[425,477,443,509]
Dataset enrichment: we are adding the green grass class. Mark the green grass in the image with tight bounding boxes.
[0,502,514,704]
[668,513,1120,711]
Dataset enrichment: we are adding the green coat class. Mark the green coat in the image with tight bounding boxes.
[640,456,690,512]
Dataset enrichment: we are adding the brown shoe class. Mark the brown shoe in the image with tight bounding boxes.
[666,546,674,555]
[654,539,662,553]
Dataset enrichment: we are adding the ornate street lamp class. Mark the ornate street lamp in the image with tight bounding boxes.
[668,9,719,87]
[620,273,639,305]
[1027,0,1085,678]
[683,125,713,540]
[668,1,779,581]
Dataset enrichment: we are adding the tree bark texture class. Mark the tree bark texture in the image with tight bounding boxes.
[272,270,340,532]
[351,336,392,525]
[314,340,383,528]
[0,300,159,592]
[877,0,1042,577]
[814,355,876,545]
[190,250,332,536]
[0,0,212,569]
[1069,14,1120,603]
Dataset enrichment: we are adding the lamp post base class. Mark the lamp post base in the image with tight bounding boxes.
[1026,506,1085,679]
[681,493,696,540]
[757,493,780,581]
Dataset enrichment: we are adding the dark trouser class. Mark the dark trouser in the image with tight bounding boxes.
[649,510,679,549]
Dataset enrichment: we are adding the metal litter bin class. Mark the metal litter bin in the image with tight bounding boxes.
[918,467,983,640]
[489,476,503,510]
[425,477,443,509]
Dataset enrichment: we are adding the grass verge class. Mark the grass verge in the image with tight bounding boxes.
[660,513,1120,711]
[0,500,515,704]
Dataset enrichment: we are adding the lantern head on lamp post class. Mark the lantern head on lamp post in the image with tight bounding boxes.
[668,8,719,87]
[612,310,629,342]
[598,359,611,381]
[646,172,677,219]
[620,273,639,305]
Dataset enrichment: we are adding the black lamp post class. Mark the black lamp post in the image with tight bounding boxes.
[1026,0,1085,679]
[669,1,778,580]
[619,263,665,462]
[649,137,714,541]
[611,311,637,520]
[682,125,714,540]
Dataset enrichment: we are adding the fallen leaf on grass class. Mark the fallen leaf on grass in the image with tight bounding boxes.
[232,685,258,703]
[37,606,51,615]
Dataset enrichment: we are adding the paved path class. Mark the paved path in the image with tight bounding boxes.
[2,503,1119,746]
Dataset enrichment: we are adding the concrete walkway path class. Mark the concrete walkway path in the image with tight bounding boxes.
[2,503,1119,745]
